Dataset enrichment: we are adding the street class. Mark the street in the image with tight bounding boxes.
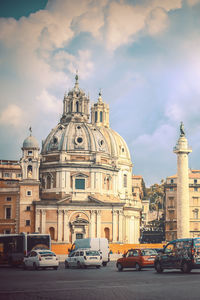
[1,261,200,300]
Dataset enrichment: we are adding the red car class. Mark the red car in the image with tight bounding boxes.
[116,248,157,271]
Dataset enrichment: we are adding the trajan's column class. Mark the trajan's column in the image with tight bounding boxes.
[173,122,192,238]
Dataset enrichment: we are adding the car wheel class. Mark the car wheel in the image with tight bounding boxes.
[96,265,101,269]
[181,262,191,273]
[77,261,81,269]
[33,263,38,271]
[65,261,69,269]
[117,263,123,272]
[102,262,107,267]
[135,263,141,271]
[155,262,163,273]
[53,266,58,270]
[23,262,27,270]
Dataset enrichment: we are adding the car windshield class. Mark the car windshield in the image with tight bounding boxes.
[141,249,157,256]
[85,251,100,256]
[39,251,55,256]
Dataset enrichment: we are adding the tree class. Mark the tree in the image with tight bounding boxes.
[146,181,165,220]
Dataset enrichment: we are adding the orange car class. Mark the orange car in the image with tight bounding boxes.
[116,248,157,271]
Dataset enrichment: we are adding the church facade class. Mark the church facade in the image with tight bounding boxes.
[0,76,142,244]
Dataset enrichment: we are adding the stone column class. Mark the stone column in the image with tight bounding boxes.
[57,210,63,242]
[118,210,123,242]
[112,210,117,242]
[174,123,192,238]
[35,209,41,233]
[63,210,69,242]
[90,211,96,238]
[41,209,46,234]
[97,210,101,238]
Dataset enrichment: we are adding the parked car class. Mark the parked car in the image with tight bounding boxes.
[154,238,200,273]
[23,249,59,270]
[116,248,157,271]
[65,248,102,269]
[69,238,109,266]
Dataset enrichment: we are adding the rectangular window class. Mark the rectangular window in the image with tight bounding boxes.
[194,179,198,184]
[16,173,22,178]
[28,151,33,155]
[26,206,31,211]
[6,197,11,201]
[5,207,11,219]
[170,179,174,183]
[75,178,85,190]
[170,187,173,191]
[26,220,31,226]
[124,174,127,188]
[194,187,198,192]
[4,229,11,234]
[27,190,32,196]
[100,111,103,122]
[4,173,10,177]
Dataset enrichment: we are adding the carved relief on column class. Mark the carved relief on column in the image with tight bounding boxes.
[118,210,123,243]
[57,209,63,242]
[112,210,118,242]
[35,209,41,233]
[90,210,96,238]
[41,209,46,234]
[96,210,101,238]
[63,210,69,242]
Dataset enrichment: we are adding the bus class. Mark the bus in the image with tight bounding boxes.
[0,233,51,266]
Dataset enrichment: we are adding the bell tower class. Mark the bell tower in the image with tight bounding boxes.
[18,127,40,234]
[91,91,109,128]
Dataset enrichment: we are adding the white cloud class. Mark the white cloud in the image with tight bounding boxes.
[0,104,24,127]
[146,7,169,35]
[186,0,200,6]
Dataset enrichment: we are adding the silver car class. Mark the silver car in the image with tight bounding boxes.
[65,248,102,269]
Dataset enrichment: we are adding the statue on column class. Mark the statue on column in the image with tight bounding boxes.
[180,121,185,137]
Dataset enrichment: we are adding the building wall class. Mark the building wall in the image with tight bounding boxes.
[165,170,200,241]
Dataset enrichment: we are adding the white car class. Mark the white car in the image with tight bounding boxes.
[65,248,102,269]
[23,249,59,270]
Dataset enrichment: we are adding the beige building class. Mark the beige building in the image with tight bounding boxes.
[0,76,143,244]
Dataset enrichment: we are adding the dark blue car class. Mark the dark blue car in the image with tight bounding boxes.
[154,238,200,273]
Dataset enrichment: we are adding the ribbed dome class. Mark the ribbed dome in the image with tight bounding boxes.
[41,122,131,161]
[23,135,39,149]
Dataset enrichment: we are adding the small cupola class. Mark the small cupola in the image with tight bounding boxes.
[61,73,90,124]
[91,91,109,128]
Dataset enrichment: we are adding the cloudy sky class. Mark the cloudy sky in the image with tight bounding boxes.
[0,0,200,186]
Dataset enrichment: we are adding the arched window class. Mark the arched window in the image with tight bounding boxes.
[124,174,127,188]
[47,175,51,189]
[71,101,73,112]
[107,178,110,190]
[76,101,79,112]
[27,165,32,178]
[49,227,55,240]
[100,111,103,122]
[104,227,110,241]
[95,111,98,122]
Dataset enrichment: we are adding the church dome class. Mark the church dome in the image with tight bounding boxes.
[23,135,39,149]
[41,122,131,161]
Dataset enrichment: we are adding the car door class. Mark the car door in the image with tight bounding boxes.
[68,252,75,267]
[161,243,176,268]
[124,250,135,268]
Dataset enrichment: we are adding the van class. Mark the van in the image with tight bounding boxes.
[69,238,109,266]
[154,238,200,273]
